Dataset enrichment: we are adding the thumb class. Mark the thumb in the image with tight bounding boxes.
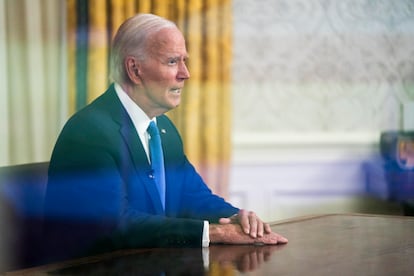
[219,217,232,224]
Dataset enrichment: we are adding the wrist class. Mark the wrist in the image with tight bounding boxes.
[209,224,224,244]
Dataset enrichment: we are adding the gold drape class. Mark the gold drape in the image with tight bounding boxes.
[67,0,232,198]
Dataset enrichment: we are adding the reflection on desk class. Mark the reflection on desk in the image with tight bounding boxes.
[6,245,282,275]
[6,214,414,275]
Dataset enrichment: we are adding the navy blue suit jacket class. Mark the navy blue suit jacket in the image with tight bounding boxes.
[43,84,238,261]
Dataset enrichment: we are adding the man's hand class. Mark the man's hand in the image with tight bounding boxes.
[218,209,272,238]
[210,210,288,245]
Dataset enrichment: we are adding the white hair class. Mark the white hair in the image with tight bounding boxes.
[109,13,177,84]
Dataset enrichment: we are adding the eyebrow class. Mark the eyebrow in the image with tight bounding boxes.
[172,54,189,59]
[165,55,189,62]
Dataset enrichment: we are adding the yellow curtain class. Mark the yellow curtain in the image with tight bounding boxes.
[66,0,232,198]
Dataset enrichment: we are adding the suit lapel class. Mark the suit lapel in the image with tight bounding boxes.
[104,85,164,214]
[119,124,164,215]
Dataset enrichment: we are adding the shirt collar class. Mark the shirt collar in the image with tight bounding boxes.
[114,83,155,135]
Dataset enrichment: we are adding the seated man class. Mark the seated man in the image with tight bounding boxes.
[43,13,287,263]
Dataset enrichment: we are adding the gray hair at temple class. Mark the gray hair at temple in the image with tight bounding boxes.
[109,13,177,84]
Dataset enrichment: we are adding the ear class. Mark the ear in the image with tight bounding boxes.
[125,56,141,84]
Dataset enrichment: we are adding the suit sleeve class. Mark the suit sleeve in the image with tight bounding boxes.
[158,115,239,223]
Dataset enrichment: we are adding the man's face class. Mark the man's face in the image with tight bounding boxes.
[137,27,190,117]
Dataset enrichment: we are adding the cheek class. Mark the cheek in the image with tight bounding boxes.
[159,69,177,82]
[143,64,175,81]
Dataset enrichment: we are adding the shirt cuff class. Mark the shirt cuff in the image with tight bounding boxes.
[202,220,210,247]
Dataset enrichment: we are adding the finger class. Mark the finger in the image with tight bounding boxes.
[229,213,239,223]
[218,217,231,224]
[248,211,258,238]
[264,223,272,234]
[238,209,250,235]
[255,232,283,245]
[257,220,264,238]
[278,234,289,244]
[219,213,239,225]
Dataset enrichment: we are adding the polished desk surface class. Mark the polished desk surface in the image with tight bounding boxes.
[6,213,414,275]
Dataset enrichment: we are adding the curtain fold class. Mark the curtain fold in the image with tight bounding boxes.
[0,0,10,164]
[67,0,232,198]
[67,0,77,114]
[0,0,64,166]
[87,0,109,102]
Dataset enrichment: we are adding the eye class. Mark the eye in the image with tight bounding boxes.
[167,58,178,65]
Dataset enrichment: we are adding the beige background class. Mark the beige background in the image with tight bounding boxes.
[232,0,414,135]
[229,0,414,221]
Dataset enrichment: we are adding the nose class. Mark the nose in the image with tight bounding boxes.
[177,61,190,80]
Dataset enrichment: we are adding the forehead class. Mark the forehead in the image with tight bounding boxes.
[146,27,188,57]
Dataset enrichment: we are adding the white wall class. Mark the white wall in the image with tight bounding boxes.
[229,0,414,220]
[228,133,383,221]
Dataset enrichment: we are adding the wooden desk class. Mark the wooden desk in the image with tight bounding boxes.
[6,214,414,275]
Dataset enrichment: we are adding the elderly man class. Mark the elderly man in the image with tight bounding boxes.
[43,13,287,263]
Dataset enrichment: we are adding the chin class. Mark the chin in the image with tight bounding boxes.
[170,100,181,108]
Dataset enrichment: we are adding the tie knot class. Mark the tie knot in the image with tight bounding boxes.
[147,121,159,137]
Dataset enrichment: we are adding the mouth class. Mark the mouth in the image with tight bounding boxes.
[170,88,182,94]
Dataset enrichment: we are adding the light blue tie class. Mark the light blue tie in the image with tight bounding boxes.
[147,121,166,210]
